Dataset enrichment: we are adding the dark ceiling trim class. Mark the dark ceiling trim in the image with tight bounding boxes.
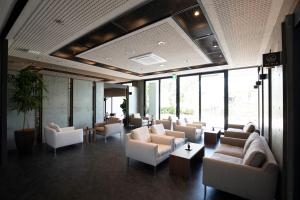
[50,0,227,77]
[0,0,28,39]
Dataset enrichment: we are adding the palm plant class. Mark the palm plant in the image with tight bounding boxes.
[11,68,47,130]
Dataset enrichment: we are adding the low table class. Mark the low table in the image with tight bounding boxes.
[169,143,204,179]
[83,128,96,145]
[204,129,220,145]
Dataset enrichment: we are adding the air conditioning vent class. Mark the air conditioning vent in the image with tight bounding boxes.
[129,53,166,65]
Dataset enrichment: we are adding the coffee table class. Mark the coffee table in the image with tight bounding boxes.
[204,129,220,145]
[169,143,204,178]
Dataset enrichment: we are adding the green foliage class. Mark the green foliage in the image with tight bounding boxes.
[160,106,176,114]
[11,69,47,129]
[180,108,194,115]
[120,98,127,116]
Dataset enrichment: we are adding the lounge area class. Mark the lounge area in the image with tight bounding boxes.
[1,0,300,200]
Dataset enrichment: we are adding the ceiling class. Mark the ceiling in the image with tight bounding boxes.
[78,18,211,74]
[4,0,298,81]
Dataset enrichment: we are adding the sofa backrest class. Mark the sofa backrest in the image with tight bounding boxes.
[260,136,279,172]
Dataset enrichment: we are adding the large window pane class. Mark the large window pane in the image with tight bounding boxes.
[229,68,258,125]
[180,75,199,121]
[201,73,224,128]
[160,78,176,119]
[112,96,126,119]
[145,80,159,120]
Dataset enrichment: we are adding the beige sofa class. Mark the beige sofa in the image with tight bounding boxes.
[203,132,279,200]
[153,119,172,130]
[129,113,149,128]
[150,124,185,150]
[224,122,256,139]
[125,126,174,172]
[173,119,203,142]
[95,121,123,143]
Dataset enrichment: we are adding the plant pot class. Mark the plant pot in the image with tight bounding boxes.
[14,128,35,154]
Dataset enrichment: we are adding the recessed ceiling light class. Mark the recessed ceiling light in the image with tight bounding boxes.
[213,41,218,48]
[28,50,41,55]
[158,41,166,46]
[54,19,64,25]
[194,11,200,16]
[160,64,164,67]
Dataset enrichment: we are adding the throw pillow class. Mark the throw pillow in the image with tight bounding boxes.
[243,137,266,167]
[151,124,165,135]
[243,132,259,155]
[131,126,151,142]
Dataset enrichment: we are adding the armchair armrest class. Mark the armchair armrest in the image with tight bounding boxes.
[220,136,246,147]
[150,134,174,146]
[126,140,157,157]
[228,124,244,129]
[224,131,251,139]
[95,122,106,127]
[165,130,185,138]
[186,123,202,129]
[60,126,75,131]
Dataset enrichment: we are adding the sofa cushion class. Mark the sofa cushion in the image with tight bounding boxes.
[131,126,151,142]
[49,122,61,132]
[157,144,172,157]
[133,113,141,118]
[211,153,243,165]
[227,128,243,132]
[215,144,244,158]
[151,124,166,135]
[95,127,104,132]
[243,132,260,155]
[243,122,255,133]
[242,137,266,167]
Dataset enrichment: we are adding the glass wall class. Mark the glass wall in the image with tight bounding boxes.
[228,68,258,125]
[179,75,199,121]
[201,73,224,128]
[160,78,176,119]
[145,80,159,120]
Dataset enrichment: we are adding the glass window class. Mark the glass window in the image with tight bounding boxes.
[228,68,258,125]
[201,73,224,128]
[179,75,199,121]
[112,96,126,119]
[145,80,159,120]
[105,97,112,115]
[160,78,176,119]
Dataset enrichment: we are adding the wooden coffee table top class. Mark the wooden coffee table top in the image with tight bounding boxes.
[171,143,204,160]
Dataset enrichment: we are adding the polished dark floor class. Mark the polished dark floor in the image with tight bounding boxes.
[0,131,245,200]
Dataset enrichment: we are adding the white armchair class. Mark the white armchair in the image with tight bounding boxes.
[153,119,172,130]
[44,123,83,156]
[125,126,174,172]
[129,113,149,128]
[95,122,123,143]
[150,124,185,150]
[173,119,203,142]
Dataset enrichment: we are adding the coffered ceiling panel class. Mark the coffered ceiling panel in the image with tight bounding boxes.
[78,18,211,73]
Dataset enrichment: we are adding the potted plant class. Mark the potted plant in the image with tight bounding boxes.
[120,98,128,126]
[11,69,47,154]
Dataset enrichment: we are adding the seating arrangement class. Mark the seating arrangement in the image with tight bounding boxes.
[153,119,172,130]
[129,113,149,128]
[150,124,186,150]
[203,132,279,200]
[95,122,123,143]
[125,126,174,171]
[224,122,256,139]
[44,123,83,156]
[173,119,203,142]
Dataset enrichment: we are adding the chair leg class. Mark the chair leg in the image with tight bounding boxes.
[127,157,130,166]
[54,148,56,158]
[204,185,207,200]
[105,137,107,143]
[154,166,157,175]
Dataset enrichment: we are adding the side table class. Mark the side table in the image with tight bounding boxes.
[204,129,220,145]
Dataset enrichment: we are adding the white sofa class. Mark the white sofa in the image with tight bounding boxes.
[203,132,279,200]
[44,123,83,156]
[173,119,203,142]
[150,124,185,150]
[95,122,123,143]
[125,126,174,172]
